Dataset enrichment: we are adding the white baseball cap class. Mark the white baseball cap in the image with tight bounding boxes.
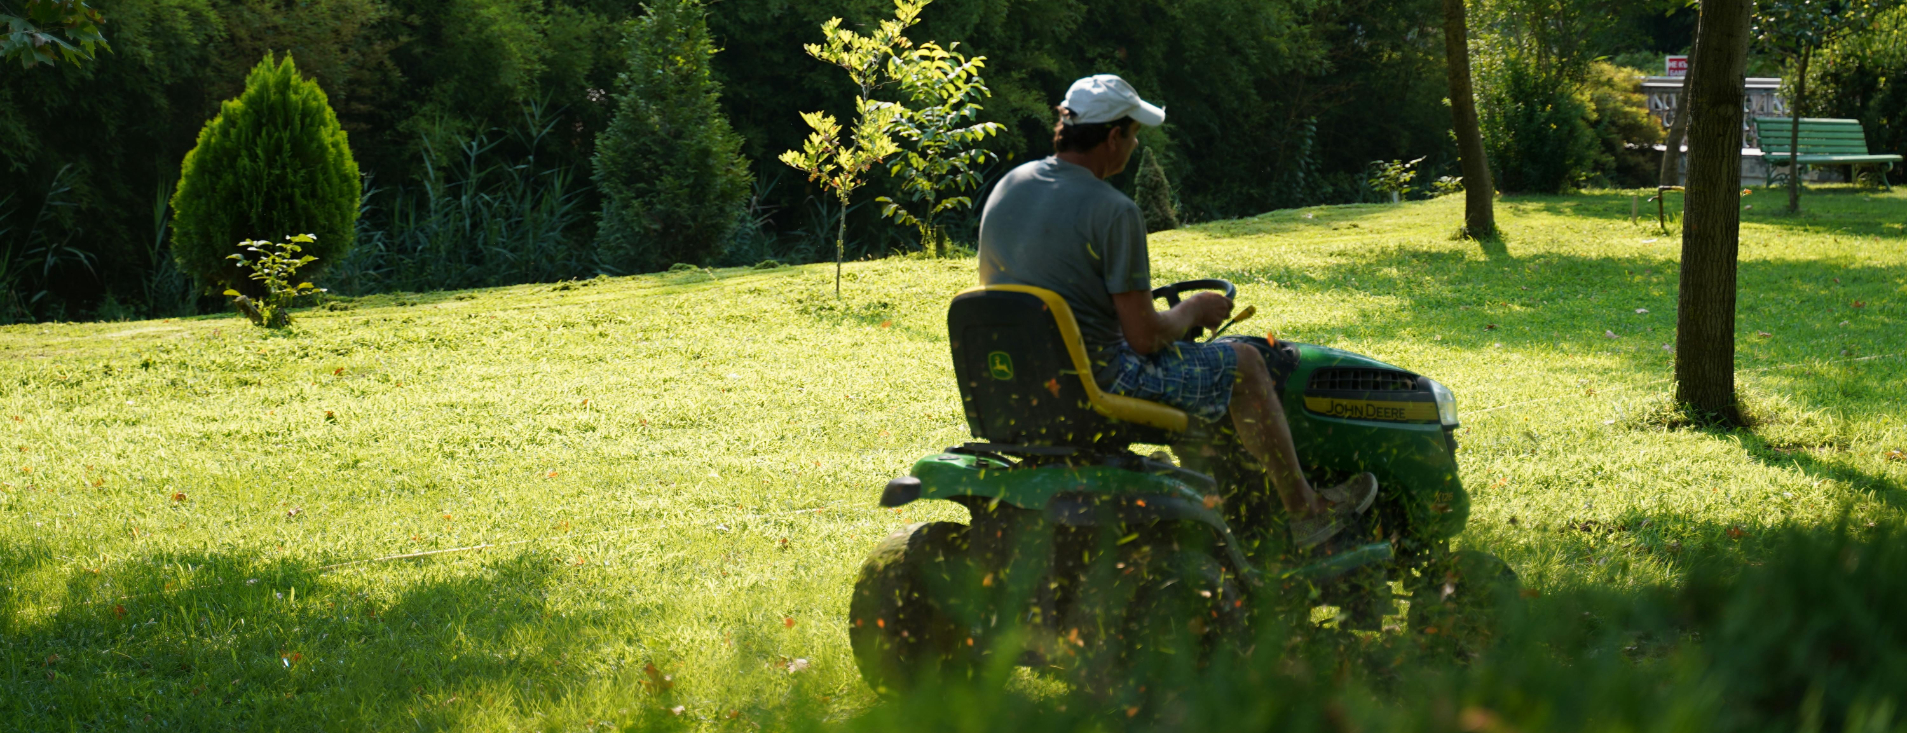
[1059,74,1165,126]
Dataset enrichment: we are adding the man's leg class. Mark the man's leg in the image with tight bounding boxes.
[1227,342,1326,517]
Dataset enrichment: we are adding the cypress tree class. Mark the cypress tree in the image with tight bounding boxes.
[1134,147,1180,232]
[171,53,360,295]
[593,0,751,274]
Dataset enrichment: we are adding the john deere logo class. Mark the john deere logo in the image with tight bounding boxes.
[1303,396,1438,423]
[986,351,1014,380]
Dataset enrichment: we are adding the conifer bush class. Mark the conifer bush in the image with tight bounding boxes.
[1134,147,1180,232]
[171,53,359,296]
[592,0,750,274]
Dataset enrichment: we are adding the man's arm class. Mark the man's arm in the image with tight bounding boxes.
[1112,290,1231,355]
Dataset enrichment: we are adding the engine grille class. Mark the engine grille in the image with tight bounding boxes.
[1308,367,1419,392]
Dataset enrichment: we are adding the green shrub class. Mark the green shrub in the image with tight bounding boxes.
[592,0,750,275]
[1804,6,1907,186]
[838,522,1907,733]
[1583,62,1664,189]
[1367,155,1425,203]
[1477,61,1597,194]
[171,52,360,296]
[1473,0,1604,194]
[1134,147,1180,232]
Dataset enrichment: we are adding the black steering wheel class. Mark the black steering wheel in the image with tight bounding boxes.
[1150,278,1236,307]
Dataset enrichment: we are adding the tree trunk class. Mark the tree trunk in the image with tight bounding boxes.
[1442,0,1496,239]
[1658,49,1695,187]
[836,194,848,298]
[1674,0,1752,425]
[1786,47,1810,214]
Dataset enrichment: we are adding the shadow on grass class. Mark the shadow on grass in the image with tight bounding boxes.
[1192,189,1905,243]
[0,548,618,730]
[0,538,58,631]
[1201,242,1900,386]
[1475,233,1514,262]
[1739,433,1907,513]
[1507,187,1907,238]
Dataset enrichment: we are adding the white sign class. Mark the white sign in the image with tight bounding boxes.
[1666,55,1689,77]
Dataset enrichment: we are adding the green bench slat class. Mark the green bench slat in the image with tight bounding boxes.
[1761,124,1866,132]
[1762,125,1866,132]
[1764,154,1902,164]
[1771,132,1871,140]
[1765,144,1881,154]
[1766,137,1872,144]
[1767,135,1871,143]
[1755,117,1865,125]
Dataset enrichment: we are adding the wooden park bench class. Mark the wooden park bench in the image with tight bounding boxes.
[1753,117,1901,189]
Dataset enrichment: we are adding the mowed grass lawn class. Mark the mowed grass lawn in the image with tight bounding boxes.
[3,189,1904,730]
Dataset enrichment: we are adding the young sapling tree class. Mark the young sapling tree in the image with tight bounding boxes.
[1754,0,1899,213]
[875,41,1003,257]
[779,0,924,297]
[1370,156,1427,204]
[225,234,324,328]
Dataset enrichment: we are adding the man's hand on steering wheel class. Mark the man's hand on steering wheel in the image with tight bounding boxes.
[1115,278,1240,354]
[1180,291,1233,338]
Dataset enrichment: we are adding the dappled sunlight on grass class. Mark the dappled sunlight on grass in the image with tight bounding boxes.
[1153,192,1907,594]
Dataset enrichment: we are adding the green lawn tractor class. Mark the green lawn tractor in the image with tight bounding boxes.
[848,280,1516,694]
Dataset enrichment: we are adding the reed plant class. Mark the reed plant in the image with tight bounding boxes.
[329,102,591,295]
[0,165,93,323]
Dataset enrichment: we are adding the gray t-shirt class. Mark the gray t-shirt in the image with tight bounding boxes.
[977,157,1149,385]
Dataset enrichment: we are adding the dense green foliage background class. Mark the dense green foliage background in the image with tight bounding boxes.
[4,0,1898,322]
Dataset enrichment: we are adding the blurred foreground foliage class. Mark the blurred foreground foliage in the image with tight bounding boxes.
[828,521,1907,733]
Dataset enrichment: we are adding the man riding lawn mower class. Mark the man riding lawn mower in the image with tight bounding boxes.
[848,75,1517,694]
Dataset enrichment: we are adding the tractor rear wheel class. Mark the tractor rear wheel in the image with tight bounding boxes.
[848,521,989,694]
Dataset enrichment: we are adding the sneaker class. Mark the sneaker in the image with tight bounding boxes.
[1288,511,1344,549]
[1319,472,1378,517]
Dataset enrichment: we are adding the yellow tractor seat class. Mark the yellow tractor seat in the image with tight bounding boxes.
[947,285,1195,449]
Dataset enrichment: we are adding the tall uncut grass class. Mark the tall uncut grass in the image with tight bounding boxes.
[0,166,95,323]
[329,103,593,295]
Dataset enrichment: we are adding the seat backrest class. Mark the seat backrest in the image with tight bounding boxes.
[947,285,1187,448]
[1754,117,1873,156]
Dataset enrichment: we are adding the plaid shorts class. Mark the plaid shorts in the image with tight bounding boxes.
[1105,340,1239,423]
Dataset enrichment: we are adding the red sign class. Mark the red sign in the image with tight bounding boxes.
[1666,55,1688,77]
